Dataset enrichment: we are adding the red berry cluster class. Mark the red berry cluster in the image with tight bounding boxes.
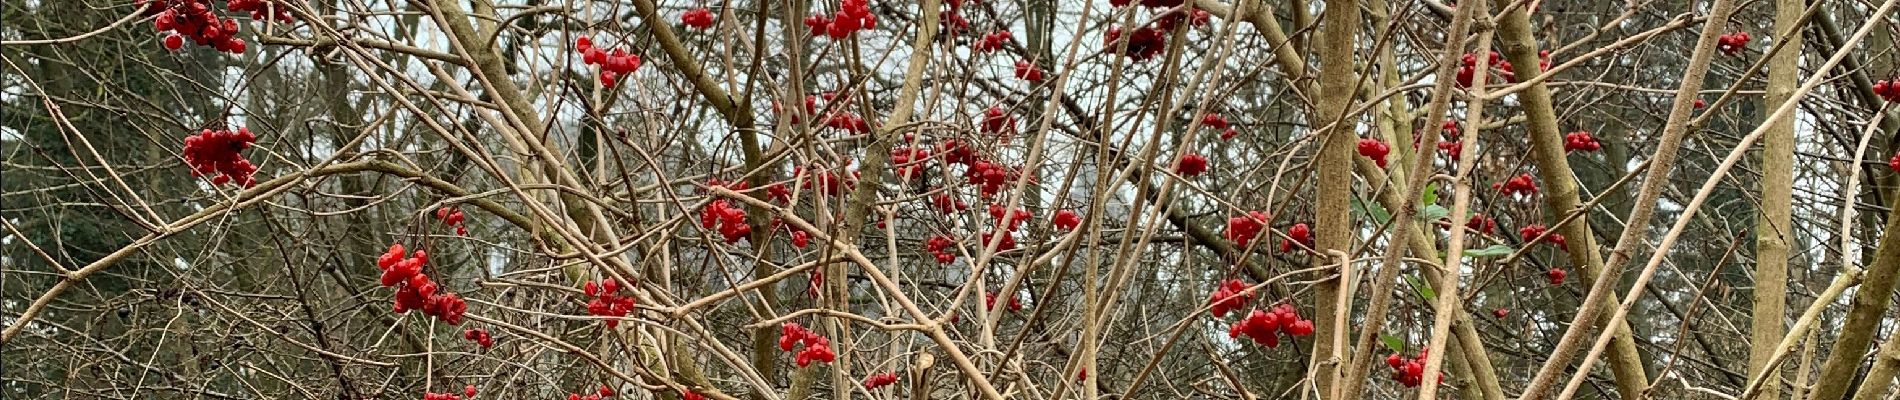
[1455,52,1505,88]
[1563,131,1601,152]
[1175,153,1209,177]
[1890,151,1900,172]
[806,0,876,39]
[1495,173,1539,197]
[985,291,1024,312]
[1052,209,1082,231]
[376,244,467,324]
[575,36,641,88]
[975,30,1011,53]
[1717,31,1750,55]
[1223,211,1270,248]
[1358,138,1392,168]
[1385,349,1446,388]
[1227,303,1315,348]
[1104,25,1168,61]
[1492,308,1510,319]
[681,390,705,400]
[1517,224,1567,249]
[778,322,837,367]
[435,206,468,236]
[183,127,259,187]
[700,199,753,243]
[988,203,1033,231]
[1206,278,1253,317]
[1546,268,1568,285]
[926,235,958,264]
[890,145,933,180]
[681,7,715,30]
[141,0,252,53]
[1013,60,1045,82]
[1434,120,1465,161]
[977,230,1018,252]
[825,111,873,134]
[1279,223,1314,253]
[461,328,494,349]
[582,278,637,328]
[1465,214,1497,235]
[562,384,615,400]
[863,372,899,389]
[962,159,1019,197]
[1875,79,1900,102]
[981,106,1017,136]
[227,0,293,22]
[1202,113,1240,140]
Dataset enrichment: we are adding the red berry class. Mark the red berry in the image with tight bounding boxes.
[163,33,183,50]
[1547,268,1567,285]
[1176,153,1209,176]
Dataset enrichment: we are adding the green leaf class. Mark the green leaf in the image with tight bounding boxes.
[1421,182,1439,206]
[1464,244,1514,258]
[1352,198,1392,225]
[1420,205,1450,221]
[1381,334,1407,353]
[1405,274,1437,301]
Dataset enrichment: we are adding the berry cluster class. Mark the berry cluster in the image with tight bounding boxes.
[1357,138,1391,168]
[1495,173,1539,197]
[988,204,1033,231]
[1465,214,1497,235]
[141,0,249,53]
[681,390,705,400]
[1517,224,1567,249]
[681,7,715,30]
[1563,131,1601,152]
[985,291,1024,312]
[890,145,933,180]
[435,206,468,236]
[805,0,876,39]
[226,0,292,23]
[1454,52,1506,88]
[1175,153,1209,177]
[1717,31,1750,55]
[1385,349,1446,388]
[1891,151,1900,173]
[1104,25,1168,61]
[562,385,615,400]
[582,278,637,328]
[1492,308,1510,319]
[1222,211,1270,248]
[575,36,641,88]
[462,328,494,349]
[975,30,1011,53]
[981,106,1016,136]
[863,372,899,389]
[1435,120,1465,161]
[962,159,1018,197]
[183,127,260,187]
[376,244,468,324]
[1546,268,1568,285]
[1013,60,1045,82]
[778,322,837,367]
[977,229,1018,252]
[926,235,958,264]
[700,199,753,243]
[1227,303,1316,348]
[1875,79,1900,102]
[1206,278,1253,317]
[1052,209,1082,231]
[825,111,873,134]
[1202,113,1240,140]
[1279,222,1314,253]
